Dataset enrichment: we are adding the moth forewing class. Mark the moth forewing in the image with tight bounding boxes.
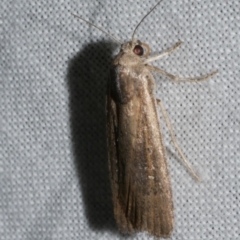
[107,40,174,238]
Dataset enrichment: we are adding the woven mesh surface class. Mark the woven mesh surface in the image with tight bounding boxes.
[1,0,239,239]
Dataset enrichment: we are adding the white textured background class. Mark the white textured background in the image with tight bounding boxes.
[1,0,239,239]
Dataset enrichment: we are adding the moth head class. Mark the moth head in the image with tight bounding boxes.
[132,40,144,56]
[120,40,150,58]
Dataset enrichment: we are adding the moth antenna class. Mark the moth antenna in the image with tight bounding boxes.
[72,14,122,44]
[131,0,164,44]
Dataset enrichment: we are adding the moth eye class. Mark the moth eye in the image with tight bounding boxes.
[133,45,144,56]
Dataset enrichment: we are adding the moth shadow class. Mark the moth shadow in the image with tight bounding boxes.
[67,40,118,232]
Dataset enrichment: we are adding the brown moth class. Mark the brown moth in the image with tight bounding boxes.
[107,38,175,237]
[73,0,217,238]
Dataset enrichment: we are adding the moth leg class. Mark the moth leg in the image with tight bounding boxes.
[156,99,201,182]
[148,65,218,82]
[144,41,182,63]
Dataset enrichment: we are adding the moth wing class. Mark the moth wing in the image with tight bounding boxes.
[107,70,174,237]
[106,79,134,232]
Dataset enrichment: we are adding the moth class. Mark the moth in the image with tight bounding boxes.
[73,0,217,238]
